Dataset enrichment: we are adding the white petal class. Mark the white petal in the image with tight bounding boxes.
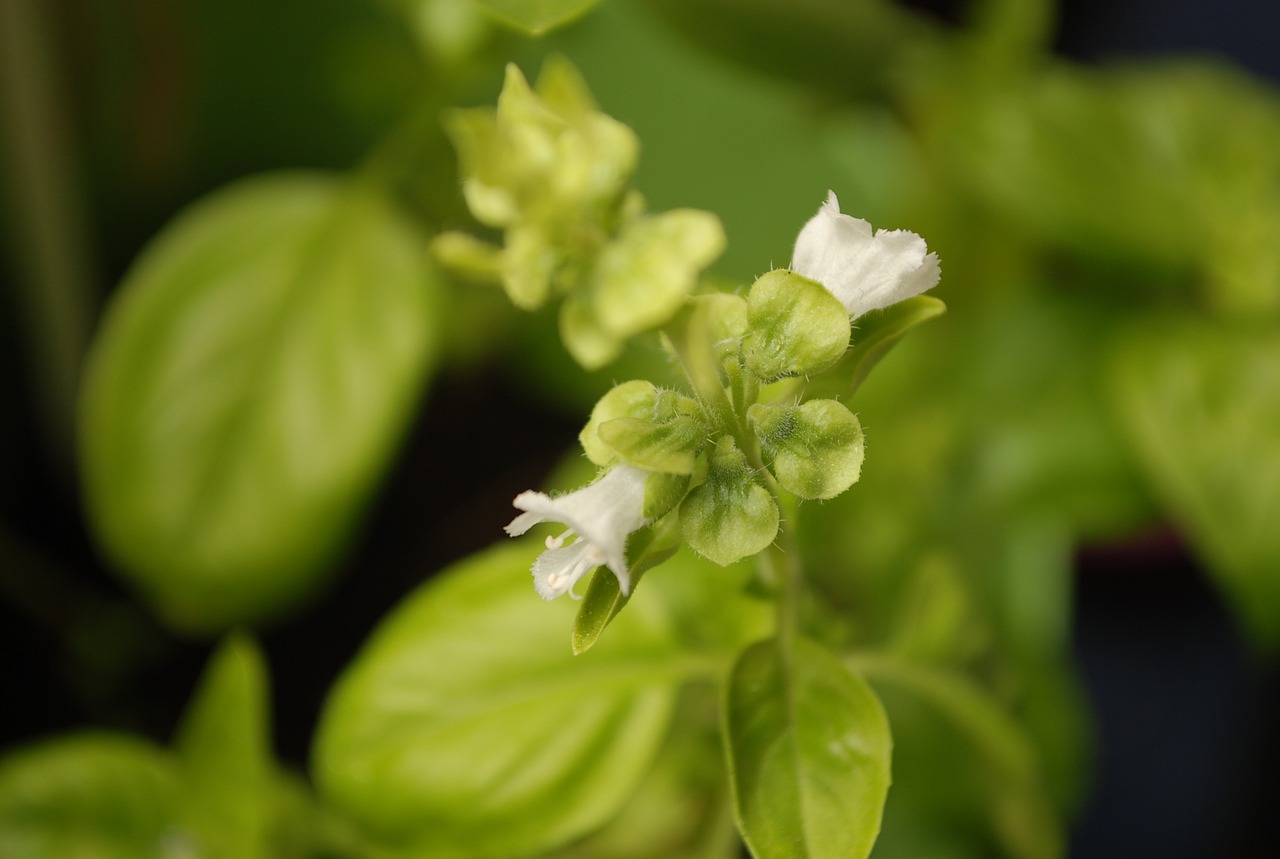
[790,191,940,317]
[508,464,650,598]
[531,540,598,600]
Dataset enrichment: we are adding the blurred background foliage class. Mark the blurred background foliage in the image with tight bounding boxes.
[2,0,1278,857]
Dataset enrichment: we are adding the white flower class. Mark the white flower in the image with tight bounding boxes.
[504,464,649,600]
[791,191,940,317]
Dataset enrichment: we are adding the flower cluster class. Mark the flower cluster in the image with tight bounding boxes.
[433,57,725,369]
[506,192,941,603]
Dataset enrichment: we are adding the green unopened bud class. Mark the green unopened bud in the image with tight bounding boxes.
[742,270,851,381]
[500,223,558,309]
[562,209,726,369]
[428,231,503,283]
[748,399,865,500]
[680,437,779,566]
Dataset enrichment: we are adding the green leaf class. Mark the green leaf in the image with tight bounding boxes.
[474,0,602,36]
[1110,318,1280,650]
[748,399,865,500]
[79,173,439,633]
[173,634,274,859]
[0,734,181,859]
[742,270,850,381]
[724,638,892,859]
[313,541,680,858]
[679,437,779,566]
[841,295,945,395]
[853,655,1064,859]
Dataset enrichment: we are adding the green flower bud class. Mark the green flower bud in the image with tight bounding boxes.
[562,209,726,369]
[680,437,780,566]
[428,231,503,283]
[742,270,851,381]
[748,399,865,500]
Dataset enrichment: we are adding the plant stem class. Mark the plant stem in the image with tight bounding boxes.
[0,0,99,472]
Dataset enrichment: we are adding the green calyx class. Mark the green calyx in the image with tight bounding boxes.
[581,381,707,474]
[742,270,851,381]
[679,437,780,566]
[748,399,865,500]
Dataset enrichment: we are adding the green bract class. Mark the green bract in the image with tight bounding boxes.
[680,437,780,566]
[749,399,866,500]
[743,270,852,380]
[437,57,725,369]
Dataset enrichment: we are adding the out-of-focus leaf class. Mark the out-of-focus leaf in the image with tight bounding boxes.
[173,634,273,859]
[545,690,735,859]
[80,172,439,633]
[932,61,1280,277]
[0,734,181,859]
[840,296,946,396]
[854,656,1063,859]
[647,0,932,100]
[1110,317,1280,650]
[313,541,683,858]
[472,0,600,35]
[723,637,891,859]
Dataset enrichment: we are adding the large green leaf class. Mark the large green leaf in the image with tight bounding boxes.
[0,734,181,859]
[723,638,891,859]
[313,540,683,858]
[473,0,601,36]
[1111,317,1280,649]
[173,634,274,859]
[79,172,438,632]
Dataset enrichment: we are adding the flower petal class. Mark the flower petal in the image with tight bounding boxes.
[791,191,940,317]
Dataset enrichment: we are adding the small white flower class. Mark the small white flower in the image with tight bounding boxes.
[791,191,940,317]
[504,464,649,600]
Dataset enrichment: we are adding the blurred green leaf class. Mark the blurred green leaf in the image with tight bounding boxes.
[646,0,929,100]
[1111,317,1280,650]
[854,656,1063,859]
[473,0,600,36]
[545,690,735,859]
[173,634,273,859]
[0,734,181,859]
[932,61,1280,277]
[79,172,439,633]
[723,637,891,859]
[313,540,684,858]
[840,296,945,396]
